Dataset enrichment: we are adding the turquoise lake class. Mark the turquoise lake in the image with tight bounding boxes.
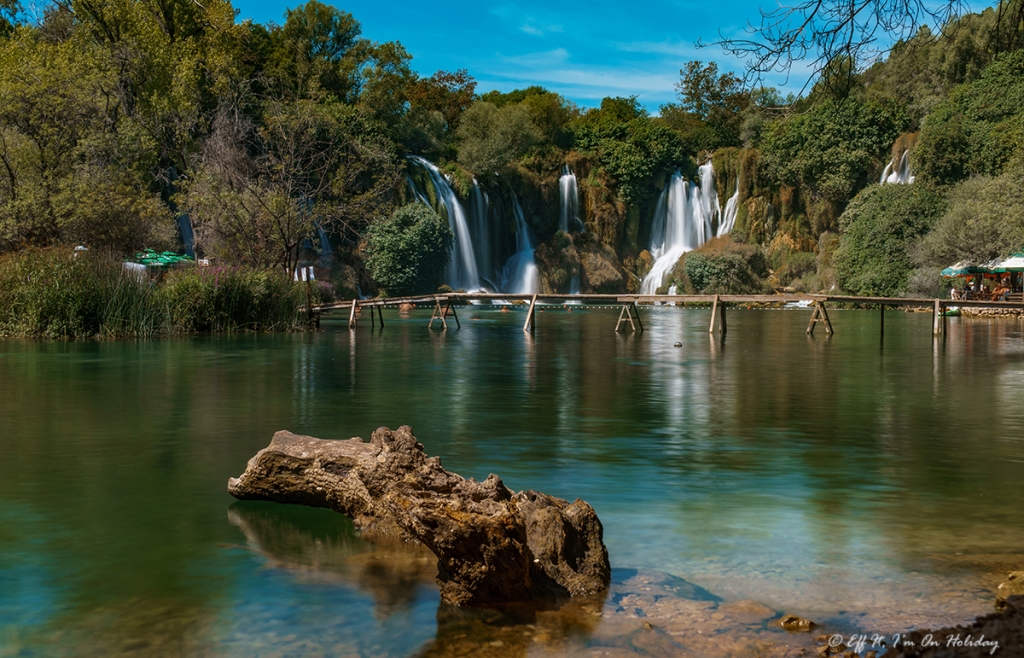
[2,305,1023,656]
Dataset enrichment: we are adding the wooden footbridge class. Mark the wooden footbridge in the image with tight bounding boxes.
[313,292,1024,337]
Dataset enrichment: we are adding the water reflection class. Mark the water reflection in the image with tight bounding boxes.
[227,502,436,615]
[2,309,1023,655]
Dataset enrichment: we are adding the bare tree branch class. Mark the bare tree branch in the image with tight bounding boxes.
[704,0,968,92]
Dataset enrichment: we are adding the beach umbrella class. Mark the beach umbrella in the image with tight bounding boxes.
[990,254,1024,271]
[941,260,980,277]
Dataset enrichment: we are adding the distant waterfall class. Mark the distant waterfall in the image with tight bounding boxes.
[718,188,739,237]
[880,150,915,185]
[559,165,583,233]
[176,214,195,258]
[697,162,721,237]
[641,162,728,294]
[469,183,492,282]
[499,196,539,294]
[407,156,482,291]
[407,156,541,294]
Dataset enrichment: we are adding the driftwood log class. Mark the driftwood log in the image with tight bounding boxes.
[227,426,611,606]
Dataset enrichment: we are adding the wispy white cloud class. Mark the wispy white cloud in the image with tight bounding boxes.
[497,48,571,67]
[615,40,702,58]
[521,23,563,36]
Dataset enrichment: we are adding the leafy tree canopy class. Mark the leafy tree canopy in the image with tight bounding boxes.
[366,203,453,296]
[760,98,908,203]
[835,184,946,296]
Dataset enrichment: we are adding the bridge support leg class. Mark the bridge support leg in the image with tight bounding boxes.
[429,300,447,330]
[348,300,358,329]
[933,299,944,337]
[807,301,833,335]
[708,295,726,334]
[444,301,460,329]
[615,303,642,333]
[376,305,384,328]
[523,294,537,332]
[879,304,884,339]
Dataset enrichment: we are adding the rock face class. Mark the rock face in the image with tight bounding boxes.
[227,426,611,606]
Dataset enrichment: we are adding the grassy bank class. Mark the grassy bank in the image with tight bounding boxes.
[0,249,334,339]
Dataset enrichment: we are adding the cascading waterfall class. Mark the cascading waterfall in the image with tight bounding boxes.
[698,161,721,237]
[641,162,730,294]
[407,155,539,294]
[559,165,583,233]
[470,183,492,282]
[176,214,196,257]
[407,156,482,291]
[718,188,739,237]
[880,150,915,185]
[499,196,539,294]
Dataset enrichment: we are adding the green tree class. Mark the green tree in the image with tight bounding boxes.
[479,86,577,148]
[659,61,749,152]
[761,99,908,204]
[916,167,1024,266]
[915,50,1024,185]
[366,203,453,296]
[574,100,685,204]
[455,101,541,174]
[834,184,946,296]
[1,0,20,38]
[270,0,362,100]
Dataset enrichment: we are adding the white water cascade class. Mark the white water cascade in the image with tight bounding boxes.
[718,188,739,237]
[499,196,539,294]
[880,150,915,185]
[559,165,583,233]
[641,162,729,294]
[407,156,482,291]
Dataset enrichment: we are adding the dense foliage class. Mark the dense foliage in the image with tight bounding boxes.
[366,204,453,296]
[760,99,908,204]
[834,185,947,296]
[1,0,1024,305]
[0,249,329,338]
[916,166,1024,266]
[915,51,1024,185]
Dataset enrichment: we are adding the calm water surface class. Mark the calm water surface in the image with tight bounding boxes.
[2,306,1023,656]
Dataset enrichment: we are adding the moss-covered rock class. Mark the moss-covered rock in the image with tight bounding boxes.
[577,234,626,293]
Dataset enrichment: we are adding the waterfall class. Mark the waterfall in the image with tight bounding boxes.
[718,188,739,237]
[470,183,491,282]
[407,156,482,291]
[559,165,582,233]
[315,225,332,256]
[698,162,720,237]
[640,162,724,295]
[499,196,538,294]
[881,150,915,185]
[176,214,195,258]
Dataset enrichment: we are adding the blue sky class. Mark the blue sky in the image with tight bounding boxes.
[232,0,799,112]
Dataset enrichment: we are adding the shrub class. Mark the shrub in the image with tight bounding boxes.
[834,184,946,296]
[366,203,454,296]
[669,236,771,294]
[0,248,327,338]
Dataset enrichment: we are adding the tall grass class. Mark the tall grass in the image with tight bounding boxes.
[0,249,333,339]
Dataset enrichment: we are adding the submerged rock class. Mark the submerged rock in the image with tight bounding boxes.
[227,426,611,606]
[779,614,816,632]
[997,572,1024,612]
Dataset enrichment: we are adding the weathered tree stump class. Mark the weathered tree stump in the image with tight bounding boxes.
[228,426,611,606]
